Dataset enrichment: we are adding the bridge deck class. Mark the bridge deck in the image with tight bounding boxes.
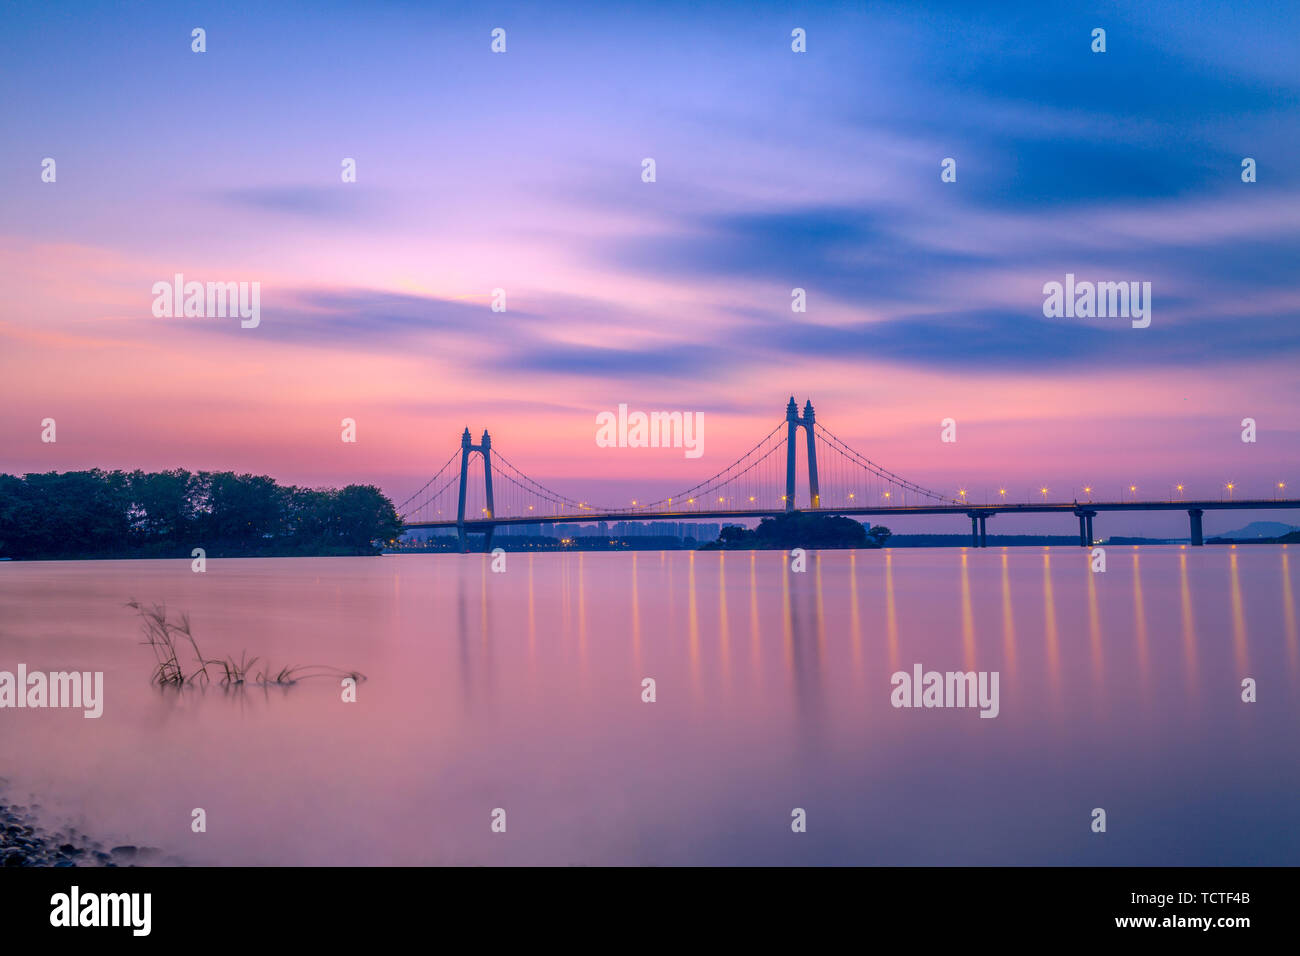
[403,498,1300,530]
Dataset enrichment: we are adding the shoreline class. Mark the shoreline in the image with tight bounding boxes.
[1,790,163,867]
[1,540,1294,562]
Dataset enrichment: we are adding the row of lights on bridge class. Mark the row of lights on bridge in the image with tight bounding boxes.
[436,481,1288,518]
[623,481,1290,508]
[953,482,1284,502]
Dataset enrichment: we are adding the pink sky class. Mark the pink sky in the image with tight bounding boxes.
[2,1,1297,533]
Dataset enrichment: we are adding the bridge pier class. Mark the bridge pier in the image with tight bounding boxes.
[979,515,987,547]
[456,526,494,553]
[1078,511,1090,547]
[968,512,979,548]
[1074,509,1097,547]
[1189,508,1204,547]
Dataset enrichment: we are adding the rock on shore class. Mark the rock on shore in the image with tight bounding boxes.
[0,783,168,867]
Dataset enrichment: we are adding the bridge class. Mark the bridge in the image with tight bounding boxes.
[396,398,1300,551]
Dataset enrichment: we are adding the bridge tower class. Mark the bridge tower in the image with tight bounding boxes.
[784,397,821,511]
[457,428,496,552]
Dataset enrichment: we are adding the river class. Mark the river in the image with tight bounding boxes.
[1,545,1296,865]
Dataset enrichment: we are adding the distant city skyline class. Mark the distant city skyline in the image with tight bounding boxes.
[2,1,1297,540]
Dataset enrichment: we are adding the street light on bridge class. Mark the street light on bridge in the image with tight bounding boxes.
[1040,487,1048,502]
[1226,482,1235,500]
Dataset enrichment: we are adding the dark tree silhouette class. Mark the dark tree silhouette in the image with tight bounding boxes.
[0,470,404,559]
[703,513,888,550]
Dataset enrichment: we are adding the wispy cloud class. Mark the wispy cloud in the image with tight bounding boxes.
[213,186,384,221]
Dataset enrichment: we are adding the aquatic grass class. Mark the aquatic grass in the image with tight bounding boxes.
[126,600,365,689]
[127,599,208,687]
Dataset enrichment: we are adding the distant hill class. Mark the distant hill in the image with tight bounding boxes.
[1210,520,1298,540]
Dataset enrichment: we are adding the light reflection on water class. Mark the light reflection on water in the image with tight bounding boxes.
[0,545,1296,865]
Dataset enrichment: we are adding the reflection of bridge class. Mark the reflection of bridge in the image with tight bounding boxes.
[397,398,1300,552]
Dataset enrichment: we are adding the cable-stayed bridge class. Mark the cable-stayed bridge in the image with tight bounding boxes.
[396,398,1300,551]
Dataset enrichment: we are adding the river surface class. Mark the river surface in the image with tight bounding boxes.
[1,546,1297,865]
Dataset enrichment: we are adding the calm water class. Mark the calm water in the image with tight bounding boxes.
[1,546,1297,865]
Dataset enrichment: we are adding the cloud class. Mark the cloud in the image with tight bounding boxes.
[602,205,994,303]
[213,186,383,220]
[484,341,733,379]
[172,287,527,348]
[777,307,1300,372]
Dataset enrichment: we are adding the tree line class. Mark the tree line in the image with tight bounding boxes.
[702,512,892,550]
[0,469,404,559]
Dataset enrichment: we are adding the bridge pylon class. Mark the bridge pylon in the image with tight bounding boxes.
[785,397,821,511]
[457,428,495,553]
